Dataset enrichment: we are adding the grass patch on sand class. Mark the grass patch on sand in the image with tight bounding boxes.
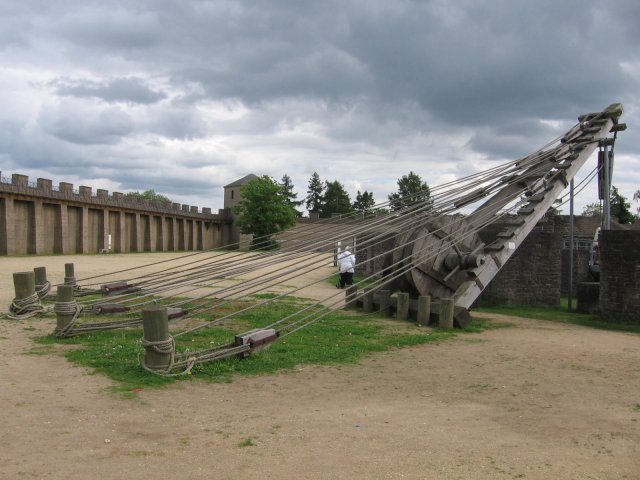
[34,298,498,393]
[475,300,640,334]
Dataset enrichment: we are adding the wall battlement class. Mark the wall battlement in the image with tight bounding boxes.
[0,172,225,219]
[0,171,233,255]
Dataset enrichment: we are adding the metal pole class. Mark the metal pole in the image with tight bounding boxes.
[568,178,574,313]
[602,142,611,230]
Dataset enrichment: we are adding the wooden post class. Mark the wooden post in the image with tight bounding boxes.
[33,267,47,287]
[417,295,431,326]
[33,266,50,299]
[345,285,358,309]
[439,298,454,329]
[13,271,36,302]
[64,263,76,286]
[55,285,76,333]
[141,307,172,371]
[363,289,374,313]
[397,292,409,320]
[378,289,391,316]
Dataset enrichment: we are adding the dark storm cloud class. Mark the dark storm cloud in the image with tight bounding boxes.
[0,0,638,209]
[50,77,167,104]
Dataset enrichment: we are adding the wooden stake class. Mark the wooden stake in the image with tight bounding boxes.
[55,285,76,333]
[33,267,47,287]
[417,296,431,326]
[378,290,391,316]
[141,307,172,371]
[64,262,76,286]
[345,285,358,309]
[13,271,35,301]
[439,298,454,329]
[397,292,409,320]
[363,289,374,313]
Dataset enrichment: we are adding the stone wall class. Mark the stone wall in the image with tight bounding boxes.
[560,249,593,295]
[0,172,233,255]
[476,229,562,306]
[599,230,640,324]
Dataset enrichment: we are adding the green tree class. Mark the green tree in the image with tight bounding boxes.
[387,171,432,212]
[610,186,634,224]
[321,180,352,218]
[581,202,602,217]
[280,174,304,217]
[305,172,324,214]
[234,176,297,250]
[124,189,173,205]
[353,190,375,214]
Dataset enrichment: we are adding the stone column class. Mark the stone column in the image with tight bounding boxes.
[149,215,157,252]
[81,206,89,253]
[0,197,15,255]
[59,203,70,254]
[117,211,126,252]
[101,209,109,251]
[33,199,46,254]
[133,212,141,252]
[196,220,204,250]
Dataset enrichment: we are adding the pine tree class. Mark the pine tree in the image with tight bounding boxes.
[305,172,324,214]
[280,174,304,217]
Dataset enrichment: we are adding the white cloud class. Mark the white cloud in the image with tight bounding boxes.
[0,0,638,213]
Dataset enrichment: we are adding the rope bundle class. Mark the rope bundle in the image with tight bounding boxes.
[53,301,83,337]
[35,281,51,300]
[8,293,45,320]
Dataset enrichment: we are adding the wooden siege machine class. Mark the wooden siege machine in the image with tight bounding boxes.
[385,103,625,326]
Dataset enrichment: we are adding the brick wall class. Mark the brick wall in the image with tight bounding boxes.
[560,249,593,295]
[477,229,562,306]
[599,230,640,324]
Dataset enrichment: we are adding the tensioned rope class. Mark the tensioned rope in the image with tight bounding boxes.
[70,149,533,314]
[141,130,613,372]
[69,131,563,290]
[66,150,564,334]
[57,119,596,338]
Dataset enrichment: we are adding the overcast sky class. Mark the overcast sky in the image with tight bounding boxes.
[1,0,639,215]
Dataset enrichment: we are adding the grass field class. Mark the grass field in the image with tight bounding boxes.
[33,293,638,397]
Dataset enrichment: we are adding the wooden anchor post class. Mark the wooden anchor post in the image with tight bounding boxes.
[363,288,374,313]
[13,271,36,303]
[33,267,47,288]
[33,266,50,299]
[397,292,409,321]
[378,290,391,316]
[10,271,44,319]
[64,263,76,286]
[55,285,77,333]
[141,307,173,372]
[417,295,431,326]
[439,298,454,329]
[345,285,358,309]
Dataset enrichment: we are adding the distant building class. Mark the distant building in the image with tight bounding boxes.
[224,174,258,210]
[223,174,258,249]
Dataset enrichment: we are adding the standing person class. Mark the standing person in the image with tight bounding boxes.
[337,245,356,289]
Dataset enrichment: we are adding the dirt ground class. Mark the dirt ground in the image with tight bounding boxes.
[1,253,639,479]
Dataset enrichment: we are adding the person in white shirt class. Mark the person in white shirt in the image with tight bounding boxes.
[337,246,356,289]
